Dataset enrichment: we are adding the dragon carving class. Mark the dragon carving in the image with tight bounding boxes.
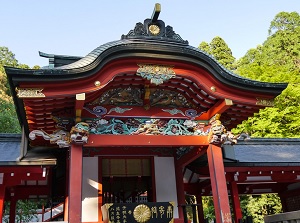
[29,122,90,147]
[29,129,70,148]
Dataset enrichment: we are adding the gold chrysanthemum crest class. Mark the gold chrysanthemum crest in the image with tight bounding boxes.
[133,204,151,223]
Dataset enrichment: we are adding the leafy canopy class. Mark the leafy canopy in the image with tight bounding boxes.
[233,11,300,137]
[199,36,236,71]
[0,46,40,133]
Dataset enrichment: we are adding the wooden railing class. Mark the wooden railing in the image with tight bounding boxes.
[264,211,300,223]
[36,202,64,222]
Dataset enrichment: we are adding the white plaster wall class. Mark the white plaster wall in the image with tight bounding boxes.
[154,157,178,218]
[82,157,99,222]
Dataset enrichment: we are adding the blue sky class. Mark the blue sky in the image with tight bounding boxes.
[1,1,298,67]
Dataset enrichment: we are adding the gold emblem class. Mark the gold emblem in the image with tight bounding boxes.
[16,87,45,98]
[133,204,151,223]
[136,64,176,85]
[149,24,160,35]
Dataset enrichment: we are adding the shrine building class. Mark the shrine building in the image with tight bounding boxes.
[2,3,300,223]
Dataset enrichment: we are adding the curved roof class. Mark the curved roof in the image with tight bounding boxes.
[5,16,288,146]
[6,20,286,94]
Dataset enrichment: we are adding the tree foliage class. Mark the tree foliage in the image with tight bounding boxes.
[199,36,236,70]
[268,11,300,35]
[0,46,41,133]
[3,200,42,223]
[202,196,215,222]
[245,194,282,223]
[232,11,300,137]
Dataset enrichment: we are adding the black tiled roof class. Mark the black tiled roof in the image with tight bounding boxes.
[0,134,21,164]
[224,138,300,163]
[0,134,56,166]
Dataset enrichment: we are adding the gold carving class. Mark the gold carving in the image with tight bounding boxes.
[256,98,274,106]
[16,87,45,98]
[137,64,176,85]
[133,204,151,223]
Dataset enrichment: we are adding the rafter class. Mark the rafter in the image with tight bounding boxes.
[197,98,233,120]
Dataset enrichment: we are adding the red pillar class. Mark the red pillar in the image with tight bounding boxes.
[175,162,185,222]
[68,144,83,223]
[64,151,69,221]
[229,181,242,223]
[0,186,5,223]
[98,157,103,222]
[9,197,17,223]
[207,144,232,223]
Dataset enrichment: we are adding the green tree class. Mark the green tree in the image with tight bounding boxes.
[246,194,282,223]
[0,47,18,73]
[0,47,18,96]
[0,46,28,133]
[32,65,41,69]
[3,200,43,223]
[198,41,211,55]
[199,36,236,70]
[0,98,21,133]
[202,196,215,221]
[268,11,300,35]
[233,11,300,137]
[198,11,292,223]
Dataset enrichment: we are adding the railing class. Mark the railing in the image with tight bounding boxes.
[264,210,300,223]
[36,202,64,222]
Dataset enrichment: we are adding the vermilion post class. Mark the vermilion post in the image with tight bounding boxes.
[64,151,69,221]
[68,144,83,222]
[229,181,242,222]
[0,186,5,223]
[98,157,103,222]
[207,144,232,223]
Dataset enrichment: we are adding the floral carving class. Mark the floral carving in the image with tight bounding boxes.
[137,64,176,85]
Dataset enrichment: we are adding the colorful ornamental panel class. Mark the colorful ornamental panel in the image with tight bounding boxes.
[104,202,174,223]
[28,115,240,147]
[136,64,176,85]
[87,118,208,136]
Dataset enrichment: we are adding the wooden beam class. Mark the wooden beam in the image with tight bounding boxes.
[0,166,46,174]
[75,93,85,123]
[197,99,233,120]
[177,146,208,167]
[86,135,209,147]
